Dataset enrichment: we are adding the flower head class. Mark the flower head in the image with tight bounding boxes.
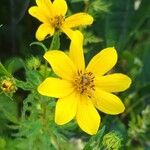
[38,31,131,135]
[0,77,17,93]
[28,0,93,41]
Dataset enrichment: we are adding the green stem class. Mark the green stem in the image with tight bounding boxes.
[30,42,47,52]
[49,32,60,50]
[84,0,90,12]
[44,61,48,79]
[44,33,60,78]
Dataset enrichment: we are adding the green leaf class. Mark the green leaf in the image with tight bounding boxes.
[0,62,11,77]
[84,31,103,45]
[26,70,43,87]
[105,0,134,49]
[83,126,105,150]
[13,120,42,138]
[15,79,33,91]
[4,57,25,74]
[15,70,42,90]
[0,93,18,123]
[88,0,110,17]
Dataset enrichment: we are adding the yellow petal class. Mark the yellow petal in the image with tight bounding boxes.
[28,6,48,22]
[35,0,54,19]
[86,47,117,76]
[44,50,77,80]
[95,73,132,92]
[69,31,85,71]
[38,77,74,98]
[55,92,79,125]
[93,88,125,114]
[76,95,100,135]
[36,24,54,41]
[61,27,74,39]
[36,0,52,6]
[63,13,94,28]
[52,0,67,16]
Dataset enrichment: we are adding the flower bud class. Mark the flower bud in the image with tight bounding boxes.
[26,56,40,70]
[0,77,17,93]
[102,131,123,150]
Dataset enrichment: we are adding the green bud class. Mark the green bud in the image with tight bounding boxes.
[39,64,51,76]
[26,56,40,70]
[102,131,123,150]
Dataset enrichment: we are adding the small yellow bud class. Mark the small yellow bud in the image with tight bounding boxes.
[0,77,17,93]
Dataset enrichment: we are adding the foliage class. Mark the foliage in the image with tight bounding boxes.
[0,0,150,149]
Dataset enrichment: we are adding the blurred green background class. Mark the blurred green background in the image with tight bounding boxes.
[0,0,150,149]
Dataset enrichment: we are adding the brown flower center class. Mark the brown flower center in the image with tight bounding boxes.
[50,15,65,29]
[1,80,14,92]
[74,70,95,97]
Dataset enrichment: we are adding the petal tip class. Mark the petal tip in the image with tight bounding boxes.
[72,30,84,43]
[121,104,125,113]
[127,76,132,88]
[86,14,94,25]
[120,74,132,91]
[55,118,64,125]
[117,102,125,114]
[55,114,69,125]
[111,46,117,54]
[85,123,100,135]
[28,7,36,16]
[37,83,44,96]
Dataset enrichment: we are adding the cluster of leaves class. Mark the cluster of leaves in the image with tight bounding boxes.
[0,0,150,149]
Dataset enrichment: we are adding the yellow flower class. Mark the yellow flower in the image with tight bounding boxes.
[28,0,93,41]
[38,31,131,135]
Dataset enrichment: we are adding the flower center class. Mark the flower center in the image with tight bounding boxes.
[50,15,64,29]
[1,79,15,92]
[74,70,95,97]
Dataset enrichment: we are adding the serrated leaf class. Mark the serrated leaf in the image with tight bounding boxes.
[14,120,42,138]
[88,0,110,17]
[26,70,43,87]
[15,70,43,90]
[15,79,33,90]
[84,31,103,45]
[0,93,18,123]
